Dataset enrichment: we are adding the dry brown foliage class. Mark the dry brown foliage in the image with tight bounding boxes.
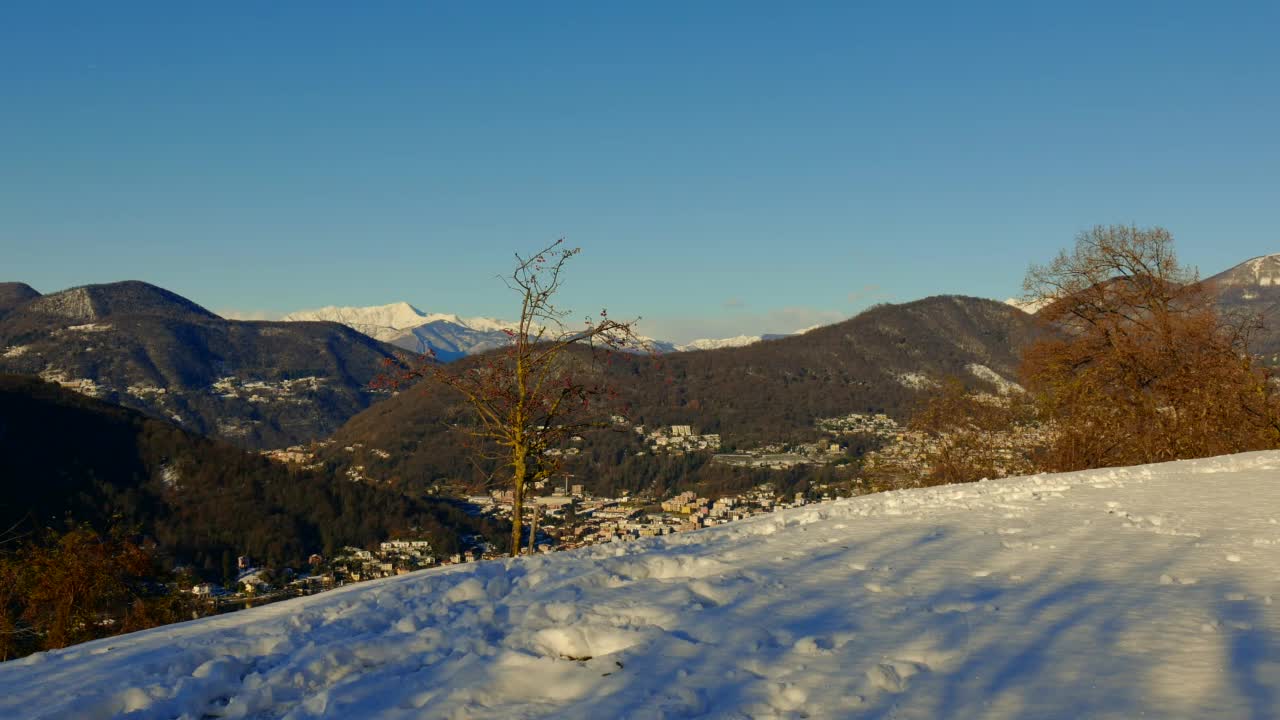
[908,225,1280,485]
[1021,225,1280,471]
[0,525,188,660]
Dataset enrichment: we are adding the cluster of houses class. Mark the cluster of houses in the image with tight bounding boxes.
[635,424,722,455]
[485,482,820,551]
[189,556,332,609]
[210,375,326,404]
[186,537,488,607]
[542,436,584,458]
[183,476,847,619]
[328,539,468,582]
[711,439,843,469]
[862,423,1054,479]
[261,445,313,464]
[815,412,904,439]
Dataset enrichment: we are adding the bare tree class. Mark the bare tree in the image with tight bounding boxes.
[907,379,1042,486]
[1021,224,1280,470]
[379,240,646,556]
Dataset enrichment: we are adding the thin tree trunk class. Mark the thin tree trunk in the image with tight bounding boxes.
[528,501,540,555]
[510,453,525,557]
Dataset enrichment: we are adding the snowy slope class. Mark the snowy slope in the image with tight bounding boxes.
[6,452,1280,719]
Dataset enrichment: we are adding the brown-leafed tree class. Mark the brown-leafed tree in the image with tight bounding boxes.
[0,524,188,660]
[1021,224,1280,470]
[378,240,645,556]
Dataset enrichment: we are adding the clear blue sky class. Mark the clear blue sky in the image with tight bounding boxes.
[2,2,1277,342]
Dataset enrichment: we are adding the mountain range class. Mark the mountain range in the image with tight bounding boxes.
[2,252,1277,584]
[0,281,412,449]
[3,251,1276,459]
[314,252,1280,496]
[281,302,810,359]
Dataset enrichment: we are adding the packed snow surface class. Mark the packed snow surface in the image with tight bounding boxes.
[6,453,1280,719]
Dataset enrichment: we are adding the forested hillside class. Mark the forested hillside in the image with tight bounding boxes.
[0,281,414,448]
[0,375,507,577]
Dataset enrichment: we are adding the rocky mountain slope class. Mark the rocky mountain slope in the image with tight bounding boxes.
[0,281,413,448]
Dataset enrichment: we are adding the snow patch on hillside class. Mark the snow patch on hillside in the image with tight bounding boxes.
[64,323,112,333]
[967,363,1024,394]
[893,371,937,389]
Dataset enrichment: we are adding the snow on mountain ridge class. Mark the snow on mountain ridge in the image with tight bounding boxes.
[283,302,428,331]
[282,303,522,358]
[677,334,762,351]
[1207,253,1280,288]
[284,303,517,336]
[282,302,827,357]
[1004,297,1050,314]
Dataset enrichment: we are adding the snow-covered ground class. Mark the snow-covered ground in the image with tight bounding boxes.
[5,453,1280,719]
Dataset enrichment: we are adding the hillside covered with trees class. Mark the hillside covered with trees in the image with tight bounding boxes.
[0,375,508,577]
[0,281,415,448]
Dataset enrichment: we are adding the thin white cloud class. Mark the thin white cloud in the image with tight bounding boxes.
[641,306,849,345]
[847,284,889,304]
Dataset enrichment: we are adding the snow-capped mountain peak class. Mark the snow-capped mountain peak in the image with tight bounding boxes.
[283,302,430,335]
[1207,253,1280,288]
[677,334,763,351]
[281,303,518,361]
[1004,297,1050,314]
[283,302,837,359]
